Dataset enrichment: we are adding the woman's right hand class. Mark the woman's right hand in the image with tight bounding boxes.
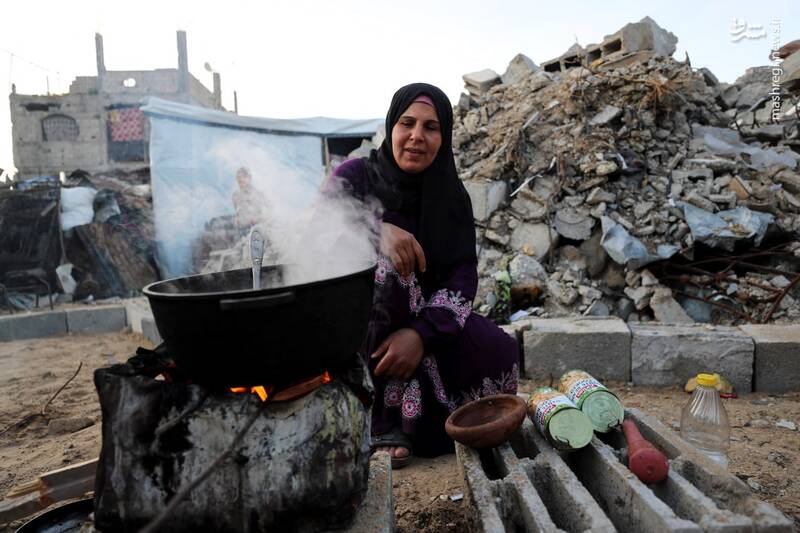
[380,222,426,276]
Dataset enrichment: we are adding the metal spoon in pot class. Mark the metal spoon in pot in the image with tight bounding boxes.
[250,229,265,290]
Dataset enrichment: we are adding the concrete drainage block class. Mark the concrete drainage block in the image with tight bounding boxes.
[456,408,793,532]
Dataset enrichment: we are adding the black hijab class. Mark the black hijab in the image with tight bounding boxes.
[363,82,476,287]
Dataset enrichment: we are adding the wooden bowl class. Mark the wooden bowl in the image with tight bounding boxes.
[445,394,526,449]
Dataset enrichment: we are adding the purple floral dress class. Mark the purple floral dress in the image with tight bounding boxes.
[330,158,519,456]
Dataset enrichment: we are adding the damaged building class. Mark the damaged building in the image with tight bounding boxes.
[9,31,222,179]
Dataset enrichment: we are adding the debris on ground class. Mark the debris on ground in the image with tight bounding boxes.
[452,17,800,325]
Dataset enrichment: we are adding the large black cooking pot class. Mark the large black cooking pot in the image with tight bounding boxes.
[142,262,375,387]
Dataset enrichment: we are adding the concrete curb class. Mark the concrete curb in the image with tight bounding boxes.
[0,310,67,342]
[65,306,127,335]
[0,298,166,346]
[346,451,394,533]
[510,317,800,392]
[2,305,799,393]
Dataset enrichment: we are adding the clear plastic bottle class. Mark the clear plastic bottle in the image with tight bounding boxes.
[680,373,730,467]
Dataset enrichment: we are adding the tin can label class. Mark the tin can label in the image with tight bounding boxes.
[559,370,606,408]
[530,387,577,437]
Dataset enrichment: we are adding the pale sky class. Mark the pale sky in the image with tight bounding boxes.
[2,0,798,174]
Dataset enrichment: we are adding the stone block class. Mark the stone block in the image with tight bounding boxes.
[347,452,393,533]
[510,223,559,261]
[123,297,154,334]
[522,317,631,381]
[464,179,508,222]
[589,105,622,126]
[0,310,67,342]
[462,69,500,95]
[501,53,539,86]
[631,324,754,392]
[141,316,163,346]
[601,16,677,57]
[66,305,127,334]
[739,325,800,393]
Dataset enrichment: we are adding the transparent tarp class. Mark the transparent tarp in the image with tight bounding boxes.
[141,97,381,278]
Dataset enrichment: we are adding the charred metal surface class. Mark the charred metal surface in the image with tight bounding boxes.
[93,362,371,532]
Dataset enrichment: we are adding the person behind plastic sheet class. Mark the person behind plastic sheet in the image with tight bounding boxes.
[323,83,519,468]
[232,167,270,232]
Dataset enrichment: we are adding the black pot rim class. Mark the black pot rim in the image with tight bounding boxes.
[143,262,377,302]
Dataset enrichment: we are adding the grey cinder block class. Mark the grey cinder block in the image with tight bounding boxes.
[523,317,631,382]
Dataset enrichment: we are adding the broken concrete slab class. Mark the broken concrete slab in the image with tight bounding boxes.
[601,16,678,58]
[650,288,694,323]
[624,285,654,310]
[510,223,559,261]
[463,69,501,96]
[0,310,67,342]
[630,324,754,392]
[508,254,546,286]
[542,43,585,73]
[501,53,539,86]
[671,168,713,181]
[509,195,547,221]
[589,105,622,126]
[65,305,127,335]
[553,209,594,240]
[739,325,800,393]
[522,317,631,381]
[464,179,508,222]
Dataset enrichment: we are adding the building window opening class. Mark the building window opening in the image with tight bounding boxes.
[123,77,137,88]
[42,114,79,141]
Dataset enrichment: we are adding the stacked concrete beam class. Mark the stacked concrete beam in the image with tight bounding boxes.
[540,16,677,73]
[457,409,794,532]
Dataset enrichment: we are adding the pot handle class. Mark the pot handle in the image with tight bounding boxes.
[219,291,295,311]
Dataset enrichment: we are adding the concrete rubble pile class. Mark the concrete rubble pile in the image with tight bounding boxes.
[453,17,800,325]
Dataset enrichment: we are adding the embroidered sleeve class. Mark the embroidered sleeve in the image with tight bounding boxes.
[425,289,471,328]
[409,259,478,351]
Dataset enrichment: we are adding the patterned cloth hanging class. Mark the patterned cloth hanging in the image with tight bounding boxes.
[109,108,144,142]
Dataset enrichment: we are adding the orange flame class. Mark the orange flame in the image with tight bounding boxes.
[229,385,272,402]
[230,371,332,403]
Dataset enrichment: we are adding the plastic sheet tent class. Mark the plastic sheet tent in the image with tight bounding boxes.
[141,97,381,278]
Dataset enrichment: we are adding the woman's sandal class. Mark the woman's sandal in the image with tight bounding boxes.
[371,428,413,469]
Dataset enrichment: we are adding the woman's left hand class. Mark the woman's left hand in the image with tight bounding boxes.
[371,328,424,380]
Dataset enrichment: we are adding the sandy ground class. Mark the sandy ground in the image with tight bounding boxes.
[1,332,799,531]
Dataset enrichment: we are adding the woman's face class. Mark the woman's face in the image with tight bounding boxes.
[391,102,442,174]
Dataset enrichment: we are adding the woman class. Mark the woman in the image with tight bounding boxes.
[328,83,519,467]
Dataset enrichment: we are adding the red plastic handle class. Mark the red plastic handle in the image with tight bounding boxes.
[622,419,669,484]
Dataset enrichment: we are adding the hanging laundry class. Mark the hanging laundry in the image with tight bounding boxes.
[109,107,144,142]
